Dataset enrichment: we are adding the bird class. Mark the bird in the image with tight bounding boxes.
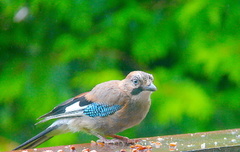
[13,71,157,150]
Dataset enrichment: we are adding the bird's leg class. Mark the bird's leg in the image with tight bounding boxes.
[96,134,139,144]
[94,134,113,144]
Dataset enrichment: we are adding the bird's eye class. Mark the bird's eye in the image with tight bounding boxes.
[132,79,139,85]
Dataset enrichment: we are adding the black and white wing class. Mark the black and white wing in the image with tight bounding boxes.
[37,92,122,124]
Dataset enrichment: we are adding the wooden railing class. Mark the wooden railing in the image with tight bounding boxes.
[11,128,240,152]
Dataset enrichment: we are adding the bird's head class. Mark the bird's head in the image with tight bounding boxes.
[122,71,157,96]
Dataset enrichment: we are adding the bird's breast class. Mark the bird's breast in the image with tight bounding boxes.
[102,97,151,135]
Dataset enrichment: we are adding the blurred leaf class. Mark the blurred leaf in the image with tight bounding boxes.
[71,69,123,90]
[153,68,213,123]
[0,61,26,102]
[53,34,95,63]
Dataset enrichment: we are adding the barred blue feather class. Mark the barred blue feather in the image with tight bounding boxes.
[83,103,122,117]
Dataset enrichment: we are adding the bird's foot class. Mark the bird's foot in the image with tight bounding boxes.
[97,135,140,145]
[111,134,140,144]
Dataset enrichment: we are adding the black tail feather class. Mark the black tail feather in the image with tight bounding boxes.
[13,125,58,150]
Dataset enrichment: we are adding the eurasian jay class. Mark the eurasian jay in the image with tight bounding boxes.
[13,71,157,150]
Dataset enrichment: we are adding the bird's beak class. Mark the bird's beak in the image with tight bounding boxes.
[143,83,157,91]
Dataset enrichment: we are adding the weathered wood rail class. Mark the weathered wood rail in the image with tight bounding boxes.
[11,128,240,152]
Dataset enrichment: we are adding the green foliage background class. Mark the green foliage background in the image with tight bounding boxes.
[0,0,239,150]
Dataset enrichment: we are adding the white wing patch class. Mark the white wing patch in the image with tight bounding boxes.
[65,102,86,112]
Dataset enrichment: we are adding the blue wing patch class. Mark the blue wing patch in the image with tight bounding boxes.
[83,103,122,117]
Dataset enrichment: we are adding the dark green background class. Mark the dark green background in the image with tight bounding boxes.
[0,0,239,151]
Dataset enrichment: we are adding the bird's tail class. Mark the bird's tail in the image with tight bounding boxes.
[13,125,60,150]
